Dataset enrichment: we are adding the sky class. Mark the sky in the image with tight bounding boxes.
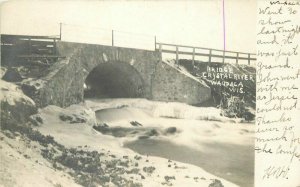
[0,0,256,53]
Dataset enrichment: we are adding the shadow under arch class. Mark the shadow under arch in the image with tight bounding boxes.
[84,62,146,99]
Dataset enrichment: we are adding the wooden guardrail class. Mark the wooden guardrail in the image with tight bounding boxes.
[1,34,65,65]
[155,42,256,65]
[1,34,61,55]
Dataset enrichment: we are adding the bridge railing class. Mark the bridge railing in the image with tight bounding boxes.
[1,34,65,65]
[155,42,256,66]
[1,23,256,66]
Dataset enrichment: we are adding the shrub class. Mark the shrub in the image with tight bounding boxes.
[209,179,224,187]
[220,96,247,119]
[143,166,156,174]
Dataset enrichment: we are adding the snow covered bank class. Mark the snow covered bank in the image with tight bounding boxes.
[0,131,81,187]
[31,98,254,187]
[32,99,247,187]
[0,79,37,123]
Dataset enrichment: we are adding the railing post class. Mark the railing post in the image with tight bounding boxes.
[248,54,250,65]
[154,36,157,51]
[53,38,57,55]
[112,30,114,47]
[28,37,32,55]
[59,23,62,40]
[209,49,212,63]
[176,46,179,65]
[159,44,162,63]
[222,51,225,63]
[236,52,239,64]
[192,47,195,67]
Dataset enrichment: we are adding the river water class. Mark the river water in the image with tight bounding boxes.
[91,98,254,187]
[125,139,254,187]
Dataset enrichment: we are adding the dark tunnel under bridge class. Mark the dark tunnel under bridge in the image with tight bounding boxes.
[84,62,146,99]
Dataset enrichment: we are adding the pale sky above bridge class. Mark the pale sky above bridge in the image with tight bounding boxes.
[0,0,256,53]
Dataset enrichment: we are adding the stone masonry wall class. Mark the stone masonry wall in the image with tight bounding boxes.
[31,41,211,108]
[151,62,211,105]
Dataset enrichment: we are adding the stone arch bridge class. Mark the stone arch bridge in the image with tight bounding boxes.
[1,34,211,107]
[19,41,211,108]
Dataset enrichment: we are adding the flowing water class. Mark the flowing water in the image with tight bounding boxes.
[91,98,254,187]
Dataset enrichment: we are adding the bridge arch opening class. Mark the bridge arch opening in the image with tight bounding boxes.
[84,62,145,99]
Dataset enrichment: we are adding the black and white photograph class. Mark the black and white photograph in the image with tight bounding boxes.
[1,1,257,187]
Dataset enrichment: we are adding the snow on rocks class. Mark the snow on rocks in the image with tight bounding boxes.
[0,67,7,78]
[0,79,37,123]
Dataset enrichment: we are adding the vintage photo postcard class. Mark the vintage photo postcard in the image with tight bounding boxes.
[0,1,299,187]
